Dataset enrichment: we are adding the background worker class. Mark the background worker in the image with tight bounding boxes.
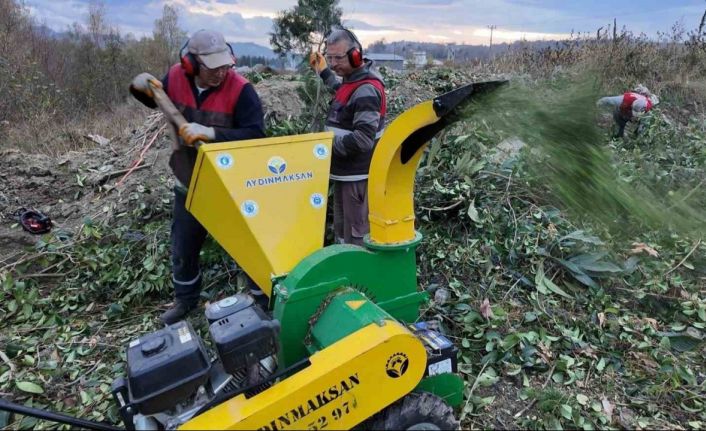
[129,29,266,324]
[597,84,659,138]
[309,28,386,246]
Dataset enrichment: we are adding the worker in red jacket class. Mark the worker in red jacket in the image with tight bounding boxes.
[129,30,266,324]
[597,85,659,138]
[309,28,386,246]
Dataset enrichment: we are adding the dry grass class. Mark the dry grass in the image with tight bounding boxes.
[470,23,706,113]
[3,101,150,156]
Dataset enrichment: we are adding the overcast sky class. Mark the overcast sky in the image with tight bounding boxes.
[26,0,706,48]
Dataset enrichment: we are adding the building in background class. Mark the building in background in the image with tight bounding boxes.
[413,51,427,68]
[366,53,405,70]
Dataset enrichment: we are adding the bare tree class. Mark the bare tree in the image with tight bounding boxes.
[153,4,187,70]
[87,0,108,46]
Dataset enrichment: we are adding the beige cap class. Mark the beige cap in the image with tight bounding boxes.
[188,30,233,69]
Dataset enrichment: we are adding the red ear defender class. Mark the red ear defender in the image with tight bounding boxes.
[342,28,364,68]
[179,38,199,76]
[347,46,363,68]
[180,53,199,76]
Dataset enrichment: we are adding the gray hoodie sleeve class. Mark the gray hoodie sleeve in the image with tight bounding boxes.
[597,95,624,108]
[319,68,341,92]
[334,83,383,157]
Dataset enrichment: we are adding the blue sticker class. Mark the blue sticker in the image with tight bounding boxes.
[310,193,325,209]
[313,144,329,160]
[216,153,233,169]
[267,156,287,175]
[241,200,259,217]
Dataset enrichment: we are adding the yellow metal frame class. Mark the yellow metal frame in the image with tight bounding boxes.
[367,101,440,245]
[179,321,427,430]
[185,132,333,296]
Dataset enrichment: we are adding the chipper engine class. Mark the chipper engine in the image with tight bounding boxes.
[0,81,505,430]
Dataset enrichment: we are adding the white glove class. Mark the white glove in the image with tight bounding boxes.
[131,72,160,98]
[179,123,215,146]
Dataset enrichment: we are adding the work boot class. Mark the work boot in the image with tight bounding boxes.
[160,301,197,325]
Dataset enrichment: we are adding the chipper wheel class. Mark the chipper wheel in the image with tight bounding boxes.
[365,391,459,430]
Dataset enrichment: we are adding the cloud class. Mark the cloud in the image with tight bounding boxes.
[343,19,409,32]
[24,0,706,48]
[25,0,276,44]
[182,12,274,44]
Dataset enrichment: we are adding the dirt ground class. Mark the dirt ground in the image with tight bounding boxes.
[0,78,313,262]
[0,133,173,260]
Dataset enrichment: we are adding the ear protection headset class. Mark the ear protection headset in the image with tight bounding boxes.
[341,28,364,68]
[179,38,236,77]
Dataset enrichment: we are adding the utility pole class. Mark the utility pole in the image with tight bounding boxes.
[487,25,497,61]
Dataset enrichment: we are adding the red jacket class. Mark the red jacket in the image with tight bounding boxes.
[164,64,255,185]
[620,92,653,118]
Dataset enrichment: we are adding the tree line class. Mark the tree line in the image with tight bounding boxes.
[0,0,186,127]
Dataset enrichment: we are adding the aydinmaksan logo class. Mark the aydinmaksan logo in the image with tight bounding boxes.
[245,155,313,189]
[385,352,409,378]
[267,156,287,175]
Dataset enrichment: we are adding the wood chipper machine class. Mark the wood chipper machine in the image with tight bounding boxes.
[0,81,506,430]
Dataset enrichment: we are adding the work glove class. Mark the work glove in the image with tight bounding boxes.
[179,122,215,146]
[131,72,161,98]
[309,52,327,74]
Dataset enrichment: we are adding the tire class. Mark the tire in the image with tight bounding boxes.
[365,392,459,430]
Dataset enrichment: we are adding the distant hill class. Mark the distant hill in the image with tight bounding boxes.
[229,42,276,59]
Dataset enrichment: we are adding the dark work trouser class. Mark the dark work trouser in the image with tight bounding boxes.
[333,180,369,246]
[613,110,631,138]
[171,188,207,306]
[171,188,266,306]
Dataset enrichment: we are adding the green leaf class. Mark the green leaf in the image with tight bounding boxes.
[555,258,597,287]
[559,230,603,245]
[476,367,499,387]
[560,404,573,420]
[16,381,44,394]
[535,264,573,299]
[505,363,522,376]
[580,260,623,273]
[467,199,481,223]
[143,256,155,271]
[590,400,602,412]
[80,390,91,405]
[576,394,589,405]
[501,333,521,351]
[0,410,9,429]
[657,328,704,352]
[569,253,622,273]
[107,303,124,318]
[660,336,671,349]
[596,357,606,372]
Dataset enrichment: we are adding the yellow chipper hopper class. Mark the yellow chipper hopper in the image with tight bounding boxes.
[0,81,507,431]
